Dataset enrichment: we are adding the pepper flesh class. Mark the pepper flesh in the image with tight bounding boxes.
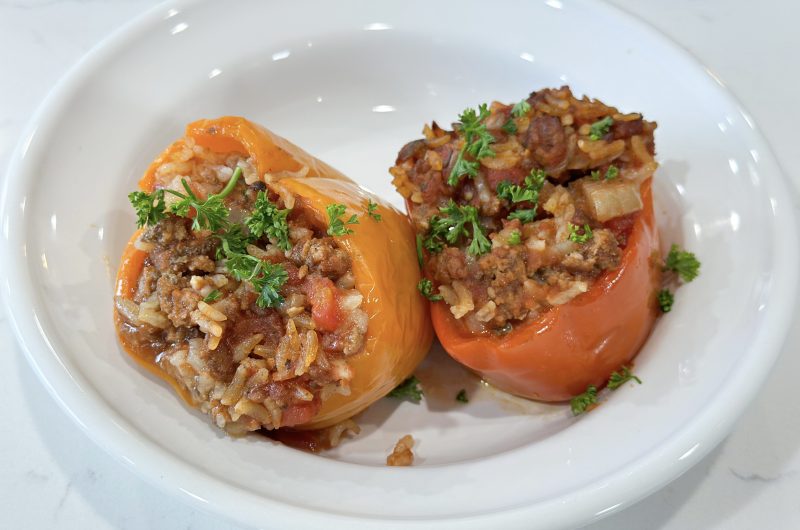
[116,117,432,430]
[431,180,661,402]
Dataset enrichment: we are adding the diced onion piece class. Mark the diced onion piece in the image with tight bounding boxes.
[579,179,643,222]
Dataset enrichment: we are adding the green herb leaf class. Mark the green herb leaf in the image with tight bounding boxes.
[511,99,531,118]
[607,366,642,390]
[326,203,359,236]
[388,375,423,403]
[429,200,491,256]
[456,389,469,403]
[497,168,547,224]
[245,191,291,251]
[366,199,382,221]
[507,230,522,246]
[570,385,598,415]
[588,116,614,141]
[203,290,221,303]
[664,244,701,282]
[128,189,167,228]
[447,103,496,186]
[415,234,425,268]
[165,167,242,232]
[501,118,517,135]
[220,238,288,308]
[568,223,594,244]
[417,278,442,301]
[590,170,602,181]
[658,289,674,313]
[605,165,619,181]
[215,224,252,260]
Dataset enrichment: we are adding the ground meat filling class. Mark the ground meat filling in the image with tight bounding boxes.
[391,86,658,333]
[115,140,368,436]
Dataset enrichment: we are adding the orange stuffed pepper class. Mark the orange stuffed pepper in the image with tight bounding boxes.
[114,117,432,437]
[391,87,662,401]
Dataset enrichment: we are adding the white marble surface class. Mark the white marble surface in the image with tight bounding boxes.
[1,0,798,528]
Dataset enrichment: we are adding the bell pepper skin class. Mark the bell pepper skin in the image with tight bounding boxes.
[117,117,432,430]
[431,180,661,402]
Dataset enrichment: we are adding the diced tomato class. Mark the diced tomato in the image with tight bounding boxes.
[305,277,341,332]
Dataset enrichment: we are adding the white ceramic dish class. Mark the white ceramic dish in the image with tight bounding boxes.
[2,0,797,528]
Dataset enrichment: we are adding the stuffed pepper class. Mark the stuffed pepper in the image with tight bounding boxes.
[391,87,662,402]
[115,117,432,438]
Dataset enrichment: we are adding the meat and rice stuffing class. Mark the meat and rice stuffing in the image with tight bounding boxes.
[392,86,658,335]
[115,140,369,435]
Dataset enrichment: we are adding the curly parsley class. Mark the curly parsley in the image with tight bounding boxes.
[497,168,547,224]
[570,385,598,415]
[447,103,496,186]
[366,199,382,221]
[423,200,491,256]
[664,244,701,282]
[224,251,288,308]
[607,366,642,390]
[203,290,221,303]
[128,189,167,228]
[388,375,423,403]
[511,99,531,118]
[507,230,522,246]
[326,203,359,237]
[658,289,674,313]
[456,389,469,403]
[588,116,614,141]
[417,278,442,301]
[568,223,594,244]
[165,167,242,232]
[245,191,291,251]
[501,118,517,135]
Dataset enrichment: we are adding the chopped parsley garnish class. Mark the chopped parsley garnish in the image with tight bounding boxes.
[507,230,522,246]
[456,389,469,403]
[417,278,442,301]
[245,191,291,251]
[568,223,594,244]
[423,200,491,256]
[605,165,619,180]
[607,366,642,390]
[447,103,496,186]
[128,189,166,228]
[165,167,242,232]
[415,234,424,268]
[388,375,423,403]
[215,224,252,260]
[203,290,221,303]
[326,203,359,237]
[664,244,701,282]
[658,289,674,313]
[498,168,547,224]
[510,99,531,118]
[366,199,382,221]
[501,118,517,135]
[590,170,601,181]
[570,385,598,415]
[224,251,288,308]
[588,116,614,141]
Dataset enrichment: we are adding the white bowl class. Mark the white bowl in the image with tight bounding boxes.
[2,0,797,527]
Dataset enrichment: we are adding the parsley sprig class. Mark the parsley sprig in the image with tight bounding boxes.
[366,199,382,221]
[588,116,614,141]
[326,203,359,237]
[165,167,242,231]
[664,244,701,282]
[128,189,167,228]
[423,200,491,256]
[447,104,496,186]
[224,250,288,308]
[568,223,594,244]
[388,375,423,403]
[245,191,291,251]
[607,366,642,390]
[570,386,598,415]
[456,389,469,403]
[657,289,674,313]
[496,168,547,223]
[590,165,619,181]
[417,278,442,301]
